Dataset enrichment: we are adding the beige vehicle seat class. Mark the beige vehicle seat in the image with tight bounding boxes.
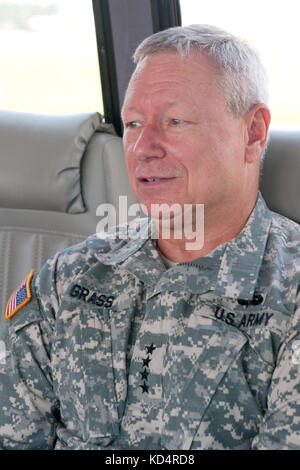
[0,109,136,339]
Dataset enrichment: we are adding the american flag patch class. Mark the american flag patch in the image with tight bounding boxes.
[5,269,35,320]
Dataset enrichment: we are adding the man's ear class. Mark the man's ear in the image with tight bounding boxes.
[245,104,271,164]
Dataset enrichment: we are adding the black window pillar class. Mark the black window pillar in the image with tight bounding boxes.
[92,0,181,136]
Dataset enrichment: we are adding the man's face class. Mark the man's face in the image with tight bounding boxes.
[122,51,249,217]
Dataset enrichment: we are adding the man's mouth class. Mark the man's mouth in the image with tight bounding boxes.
[138,177,176,183]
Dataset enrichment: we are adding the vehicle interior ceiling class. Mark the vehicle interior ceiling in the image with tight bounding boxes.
[0,0,299,340]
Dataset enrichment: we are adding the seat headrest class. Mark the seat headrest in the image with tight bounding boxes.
[261,129,300,224]
[0,110,114,214]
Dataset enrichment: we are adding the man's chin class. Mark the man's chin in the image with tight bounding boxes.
[139,200,182,220]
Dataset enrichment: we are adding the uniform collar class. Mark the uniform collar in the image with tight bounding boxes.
[95,193,272,301]
[214,193,272,300]
[93,218,164,288]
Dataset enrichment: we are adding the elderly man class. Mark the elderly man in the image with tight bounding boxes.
[0,25,299,450]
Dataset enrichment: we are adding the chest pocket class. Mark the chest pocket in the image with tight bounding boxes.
[52,298,118,444]
[160,313,247,450]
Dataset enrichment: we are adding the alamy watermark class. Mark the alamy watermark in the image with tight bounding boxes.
[96,196,204,251]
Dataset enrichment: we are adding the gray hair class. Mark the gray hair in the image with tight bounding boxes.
[133,24,269,118]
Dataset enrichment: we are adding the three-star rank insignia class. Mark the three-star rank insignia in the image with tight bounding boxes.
[5,269,35,320]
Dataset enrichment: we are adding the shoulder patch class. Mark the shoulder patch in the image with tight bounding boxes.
[5,269,35,320]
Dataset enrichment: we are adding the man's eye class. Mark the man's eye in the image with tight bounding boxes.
[171,118,183,125]
[127,121,141,128]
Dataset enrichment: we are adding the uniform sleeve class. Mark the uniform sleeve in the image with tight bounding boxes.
[0,263,60,450]
[251,300,300,450]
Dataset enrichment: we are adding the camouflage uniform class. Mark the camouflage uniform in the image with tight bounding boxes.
[0,193,299,449]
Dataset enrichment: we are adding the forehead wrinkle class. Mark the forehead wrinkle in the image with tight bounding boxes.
[124,68,199,108]
[128,58,221,98]
[129,71,192,94]
[123,100,177,112]
[123,86,184,117]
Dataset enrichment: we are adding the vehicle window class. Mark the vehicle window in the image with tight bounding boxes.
[0,0,103,114]
[180,0,300,128]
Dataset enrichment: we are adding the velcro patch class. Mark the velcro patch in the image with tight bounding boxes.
[5,269,35,320]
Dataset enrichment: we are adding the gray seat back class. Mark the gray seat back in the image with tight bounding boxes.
[0,109,136,339]
[260,129,300,224]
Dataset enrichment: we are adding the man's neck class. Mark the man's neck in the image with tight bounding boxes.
[156,192,258,263]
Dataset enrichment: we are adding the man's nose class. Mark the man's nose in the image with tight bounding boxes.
[133,125,165,161]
